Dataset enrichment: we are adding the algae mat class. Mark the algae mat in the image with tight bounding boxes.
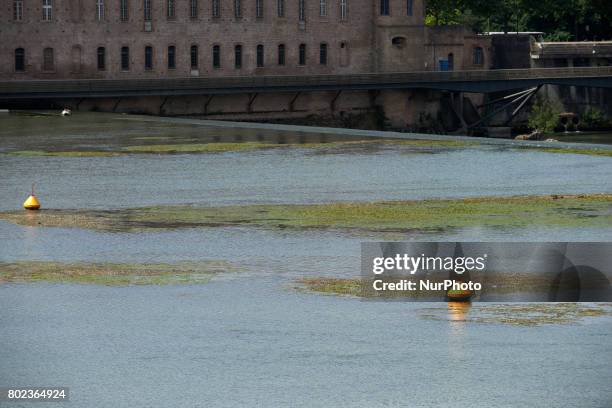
[0,261,241,285]
[0,194,610,233]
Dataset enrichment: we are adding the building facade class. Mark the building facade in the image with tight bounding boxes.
[0,0,490,79]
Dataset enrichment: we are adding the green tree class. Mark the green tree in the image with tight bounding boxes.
[528,97,561,134]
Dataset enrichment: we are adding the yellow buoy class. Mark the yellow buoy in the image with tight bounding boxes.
[23,183,41,210]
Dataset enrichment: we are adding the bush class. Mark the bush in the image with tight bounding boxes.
[528,97,561,134]
[581,107,606,129]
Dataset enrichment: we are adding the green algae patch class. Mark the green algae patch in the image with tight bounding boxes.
[418,303,612,326]
[532,147,612,158]
[122,142,284,153]
[7,150,123,157]
[0,260,240,285]
[0,194,610,233]
[4,138,476,157]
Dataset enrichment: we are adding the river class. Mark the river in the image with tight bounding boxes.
[0,112,611,407]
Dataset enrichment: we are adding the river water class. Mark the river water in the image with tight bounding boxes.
[0,113,611,407]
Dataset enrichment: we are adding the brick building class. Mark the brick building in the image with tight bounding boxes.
[1,0,490,79]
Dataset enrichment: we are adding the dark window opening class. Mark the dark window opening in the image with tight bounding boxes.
[278,44,285,65]
[235,45,242,69]
[299,44,306,65]
[190,45,198,68]
[145,46,153,70]
[121,46,130,70]
[256,44,264,67]
[213,45,220,68]
[97,47,106,70]
[319,43,327,65]
[15,48,25,72]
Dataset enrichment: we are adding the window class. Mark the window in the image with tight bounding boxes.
[380,0,388,15]
[190,45,198,68]
[43,47,54,71]
[298,44,306,65]
[277,0,284,16]
[97,47,106,70]
[144,0,151,21]
[167,46,175,69]
[319,0,326,16]
[406,0,412,15]
[212,0,220,16]
[120,0,129,20]
[234,0,241,18]
[167,0,175,18]
[13,0,23,21]
[15,48,25,72]
[256,0,263,18]
[212,45,220,68]
[278,44,285,65]
[256,44,264,67]
[319,43,327,65]
[145,46,153,70]
[340,0,347,20]
[96,0,104,20]
[42,0,52,20]
[190,0,198,17]
[234,45,242,68]
[121,46,130,70]
[473,47,483,65]
[298,0,304,21]
[448,53,454,71]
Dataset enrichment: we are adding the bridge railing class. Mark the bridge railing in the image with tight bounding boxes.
[1,66,611,96]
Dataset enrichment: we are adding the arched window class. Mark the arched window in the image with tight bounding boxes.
[212,45,220,68]
[406,0,412,16]
[121,46,130,70]
[212,0,220,17]
[448,53,454,71]
[234,0,241,18]
[299,44,306,65]
[319,43,327,65]
[234,45,242,69]
[167,46,176,69]
[15,48,25,72]
[277,0,284,16]
[190,0,198,17]
[145,46,153,70]
[190,45,198,69]
[120,0,129,20]
[96,0,105,20]
[256,44,264,67]
[256,0,263,18]
[43,48,54,71]
[319,0,326,16]
[278,44,285,65]
[97,47,106,70]
[380,0,389,15]
[473,47,484,65]
[42,0,52,20]
[167,0,175,18]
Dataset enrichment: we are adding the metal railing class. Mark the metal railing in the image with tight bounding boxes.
[1,67,611,97]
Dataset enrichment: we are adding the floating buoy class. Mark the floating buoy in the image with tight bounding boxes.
[23,183,41,210]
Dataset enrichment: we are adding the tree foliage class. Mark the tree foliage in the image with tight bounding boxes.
[426,0,612,41]
[528,97,562,134]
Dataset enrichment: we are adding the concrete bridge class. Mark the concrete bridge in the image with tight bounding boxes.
[1,67,611,101]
